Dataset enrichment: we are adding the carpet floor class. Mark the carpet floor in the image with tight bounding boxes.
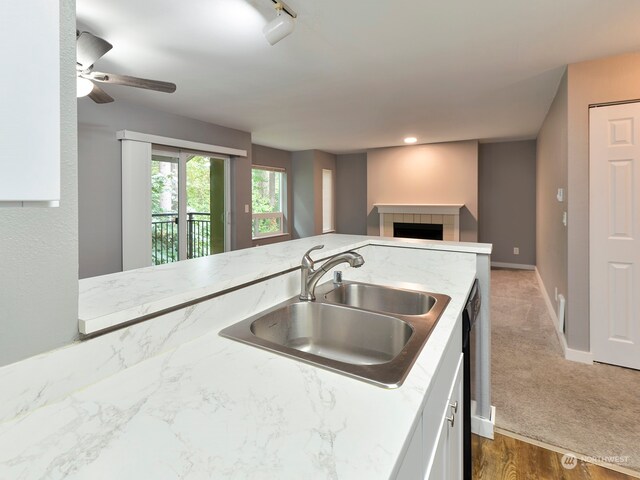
[490,268,640,474]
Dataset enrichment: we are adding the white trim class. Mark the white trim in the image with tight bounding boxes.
[117,130,247,157]
[491,262,535,270]
[534,268,593,365]
[122,140,152,271]
[252,212,284,238]
[0,201,59,208]
[252,232,290,241]
[471,404,496,440]
[374,203,464,215]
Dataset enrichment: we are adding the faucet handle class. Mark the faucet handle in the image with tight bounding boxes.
[302,244,324,267]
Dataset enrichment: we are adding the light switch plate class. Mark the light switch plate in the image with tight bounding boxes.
[557,188,564,202]
[562,211,568,226]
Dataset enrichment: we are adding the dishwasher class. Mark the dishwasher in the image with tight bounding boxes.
[462,279,480,480]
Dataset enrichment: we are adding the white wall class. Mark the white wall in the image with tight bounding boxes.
[0,0,78,366]
[366,141,479,241]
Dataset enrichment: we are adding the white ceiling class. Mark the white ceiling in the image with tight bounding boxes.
[77,0,640,153]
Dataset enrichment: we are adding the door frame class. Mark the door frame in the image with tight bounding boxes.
[121,135,233,271]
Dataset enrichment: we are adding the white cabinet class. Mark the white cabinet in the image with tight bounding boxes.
[425,356,463,480]
[396,312,464,480]
[0,1,60,207]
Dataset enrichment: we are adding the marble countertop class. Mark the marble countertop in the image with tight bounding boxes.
[1,235,482,479]
[80,234,490,334]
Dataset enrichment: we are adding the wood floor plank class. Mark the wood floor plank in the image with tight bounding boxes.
[473,433,638,480]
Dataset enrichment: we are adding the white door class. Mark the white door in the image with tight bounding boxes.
[590,103,640,370]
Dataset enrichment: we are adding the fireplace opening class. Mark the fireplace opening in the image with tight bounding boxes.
[393,222,443,241]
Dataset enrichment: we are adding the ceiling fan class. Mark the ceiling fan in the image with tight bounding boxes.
[76,30,177,104]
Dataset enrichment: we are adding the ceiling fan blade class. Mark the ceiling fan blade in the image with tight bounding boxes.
[88,83,114,104]
[76,31,113,69]
[90,72,176,93]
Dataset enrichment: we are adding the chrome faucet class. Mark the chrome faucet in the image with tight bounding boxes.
[299,244,365,301]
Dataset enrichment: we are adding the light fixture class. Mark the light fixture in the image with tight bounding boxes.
[263,1,296,46]
[404,136,418,144]
[76,76,93,98]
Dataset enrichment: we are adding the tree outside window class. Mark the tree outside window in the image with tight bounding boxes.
[252,167,285,238]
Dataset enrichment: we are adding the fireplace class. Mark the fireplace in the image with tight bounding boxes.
[374,204,463,241]
[394,222,443,240]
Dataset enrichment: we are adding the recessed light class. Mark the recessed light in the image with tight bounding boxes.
[404,137,417,144]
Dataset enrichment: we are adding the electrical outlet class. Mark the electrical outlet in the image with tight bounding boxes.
[555,287,558,301]
[513,247,519,255]
[562,211,568,227]
[244,204,249,214]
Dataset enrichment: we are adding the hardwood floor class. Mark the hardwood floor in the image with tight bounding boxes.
[473,433,637,480]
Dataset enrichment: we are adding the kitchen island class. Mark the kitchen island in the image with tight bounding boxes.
[0,234,491,479]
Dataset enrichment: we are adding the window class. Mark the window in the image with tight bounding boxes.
[322,168,334,233]
[252,166,286,238]
[151,148,228,266]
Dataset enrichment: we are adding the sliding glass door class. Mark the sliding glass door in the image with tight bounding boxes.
[151,148,228,266]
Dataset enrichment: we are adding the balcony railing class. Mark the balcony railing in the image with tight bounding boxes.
[152,212,211,265]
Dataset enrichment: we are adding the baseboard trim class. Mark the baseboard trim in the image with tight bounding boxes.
[491,262,535,270]
[534,268,593,365]
[471,404,496,440]
[495,428,640,479]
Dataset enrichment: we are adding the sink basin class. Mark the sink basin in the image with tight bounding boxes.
[249,302,413,365]
[220,283,450,388]
[323,282,436,316]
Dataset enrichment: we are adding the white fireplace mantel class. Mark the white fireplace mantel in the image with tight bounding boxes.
[374,203,464,241]
[374,204,464,215]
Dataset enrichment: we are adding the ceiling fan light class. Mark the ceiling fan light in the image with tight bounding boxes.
[263,8,295,45]
[76,77,93,98]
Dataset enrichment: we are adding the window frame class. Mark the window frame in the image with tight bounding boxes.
[321,168,335,233]
[251,165,287,239]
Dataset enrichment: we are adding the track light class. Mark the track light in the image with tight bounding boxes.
[263,2,296,46]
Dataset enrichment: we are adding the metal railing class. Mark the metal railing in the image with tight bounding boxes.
[187,213,211,259]
[152,212,211,265]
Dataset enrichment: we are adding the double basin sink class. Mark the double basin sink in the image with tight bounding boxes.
[220,281,450,388]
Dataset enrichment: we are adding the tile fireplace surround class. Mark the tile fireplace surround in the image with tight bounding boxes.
[374,204,464,241]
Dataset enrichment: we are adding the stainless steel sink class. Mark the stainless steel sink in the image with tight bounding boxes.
[249,302,413,365]
[220,282,450,388]
[322,282,436,316]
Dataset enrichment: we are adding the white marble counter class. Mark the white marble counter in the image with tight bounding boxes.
[80,234,491,334]
[0,235,487,479]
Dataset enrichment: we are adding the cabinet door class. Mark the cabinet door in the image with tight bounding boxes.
[426,415,448,480]
[448,357,464,479]
[1,0,60,205]
[425,355,463,480]
[396,415,423,480]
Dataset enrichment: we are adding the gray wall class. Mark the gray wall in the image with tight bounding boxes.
[366,141,479,242]
[336,153,368,235]
[251,144,293,246]
[0,0,78,366]
[479,141,536,265]
[292,151,315,239]
[291,150,337,239]
[78,101,252,278]
[536,70,568,341]
[565,52,640,351]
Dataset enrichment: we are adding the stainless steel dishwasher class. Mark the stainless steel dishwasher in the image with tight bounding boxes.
[462,279,480,480]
